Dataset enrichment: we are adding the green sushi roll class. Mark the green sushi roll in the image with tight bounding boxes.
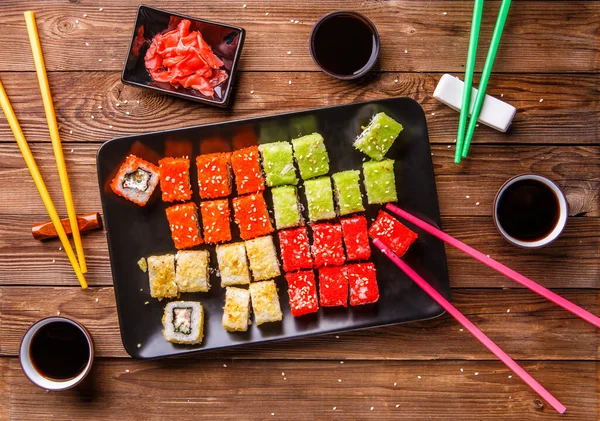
[271,186,303,229]
[258,141,298,187]
[354,112,403,161]
[291,133,329,180]
[332,170,365,216]
[304,176,336,222]
[362,159,398,204]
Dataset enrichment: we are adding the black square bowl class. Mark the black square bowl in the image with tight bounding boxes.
[122,5,245,108]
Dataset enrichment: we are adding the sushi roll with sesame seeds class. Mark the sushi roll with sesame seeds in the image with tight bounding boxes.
[332,170,365,216]
[340,215,371,261]
[165,202,203,249]
[245,235,281,281]
[311,223,345,268]
[368,210,418,258]
[304,176,336,222]
[278,227,313,272]
[271,185,303,229]
[158,157,192,202]
[110,155,159,206]
[258,141,298,187]
[362,159,398,204]
[232,193,274,241]
[200,199,232,244]
[216,242,251,287]
[162,301,204,344]
[175,250,210,293]
[196,152,233,199]
[347,262,379,306]
[147,254,178,300]
[318,266,349,307]
[354,112,403,161]
[286,270,319,317]
[249,280,283,325]
[291,132,329,180]
[231,146,265,195]
[222,287,251,332]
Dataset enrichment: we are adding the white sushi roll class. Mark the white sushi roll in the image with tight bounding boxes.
[162,301,204,345]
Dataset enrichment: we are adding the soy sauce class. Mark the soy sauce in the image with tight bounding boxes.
[497,179,559,241]
[312,14,377,76]
[30,321,90,380]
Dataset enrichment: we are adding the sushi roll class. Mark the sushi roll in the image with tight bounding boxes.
[347,262,379,306]
[278,227,313,272]
[110,155,159,206]
[353,112,403,161]
[271,185,303,229]
[158,157,192,202]
[222,287,251,332]
[165,202,202,249]
[245,235,281,281]
[368,210,418,258]
[175,250,210,293]
[286,270,319,317]
[231,146,265,195]
[258,141,298,187]
[216,242,251,287]
[311,223,345,268]
[318,266,349,307]
[196,152,232,199]
[232,193,274,241]
[147,254,178,300]
[200,199,232,244]
[249,280,283,325]
[304,177,336,222]
[162,301,204,344]
[340,215,371,261]
[362,159,398,204]
[291,132,329,180]
[332,170,365,216]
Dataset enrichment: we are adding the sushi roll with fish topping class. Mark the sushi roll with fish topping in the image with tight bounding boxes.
[162,301,204,344]
[110,155,159,206]
[250,280,283,325]
[147,254,178,300]
[159,157,192,202]
[222,287,251,332]
[175,250,210,292]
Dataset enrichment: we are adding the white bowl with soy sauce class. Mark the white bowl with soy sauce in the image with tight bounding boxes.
[493,174,568,248]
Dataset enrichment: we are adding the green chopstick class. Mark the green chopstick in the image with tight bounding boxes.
[455,0,485,164]
[461,0,512,158]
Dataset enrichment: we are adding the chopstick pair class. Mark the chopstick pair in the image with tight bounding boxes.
[0,12,87,287]
[455,0,512,163]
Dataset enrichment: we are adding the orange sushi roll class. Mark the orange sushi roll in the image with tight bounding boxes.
[196,152,232,199]
[110,155,159,206]
[231,146,265,195]
[159,157,192,202]
[200,199,232,244]
[165,202,202,249]
[232,193,273,241]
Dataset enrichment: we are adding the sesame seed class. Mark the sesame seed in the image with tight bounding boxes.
[83,14,87,17]
[99,7,103,11]
[250,90,255,94]
[431,112,435,116]
[223,364,227,367]
[287,51,292,55]
[242,4,247,8]
[85,42,89,46]
[508,375,512,378]
[475,372,479,376]
[460,368,464,372]
[109,125,113,129]
[338,379,342,383]
[125,369,129,373]
[95,298,99,302]
[476,202,480,206]
[137,343,141,348]
[75,19,79,23]
[443,12,447,15]
[52,259,55,263]
[340,361,344,364]
[98,59,102,62]
[466,195,470,199]
[69,130,73,134]
[57,311,60,315]
[460,328,463,332]
[539,98,544,103]
[417,375,421,379]
[288,80,292,85]
[370,407,374,411]
[266,12,269,16]
[126,111,130,115]
[333,407,337,411]
[404,49,408,54]
[90,115,94,119]
[282,372,285,376]
[394,78,398,83]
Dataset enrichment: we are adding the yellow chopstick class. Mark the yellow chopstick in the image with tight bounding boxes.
[0,80,87,289]
[24,11,87,273]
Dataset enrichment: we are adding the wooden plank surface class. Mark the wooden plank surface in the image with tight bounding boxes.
[2,357,598,420]
[1,287,598,361]
[0,1,598,73]
[0,72,597,145]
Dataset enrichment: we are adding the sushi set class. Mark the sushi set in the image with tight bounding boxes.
[97,97,450,358]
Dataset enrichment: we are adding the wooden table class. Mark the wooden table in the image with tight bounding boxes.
[0,1,598,419]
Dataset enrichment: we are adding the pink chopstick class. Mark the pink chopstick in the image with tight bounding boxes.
[373,238,566,414]
[386,203,600,329]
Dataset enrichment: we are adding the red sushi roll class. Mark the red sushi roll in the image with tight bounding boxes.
[165,202,202,249]
[368,210,418,258]
[232,193,274,240]
[347,262,379,306]
[200,199,232,244]
[318,266,348,307]
[110,155,160,206]
[196,152,232,199]
[159,157,192,202]
[286,270,319,317]
[278,227,313,272]
[340,215,371,261]
[231,146,265,195]
[311,223,345,268]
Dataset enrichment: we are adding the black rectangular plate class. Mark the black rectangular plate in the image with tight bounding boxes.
[97,97,450,359]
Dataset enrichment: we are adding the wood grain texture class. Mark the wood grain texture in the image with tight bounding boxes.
[1,287,598,360]
[0,72,598,145]
[2,357,598,420]
[0,1,598,73]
